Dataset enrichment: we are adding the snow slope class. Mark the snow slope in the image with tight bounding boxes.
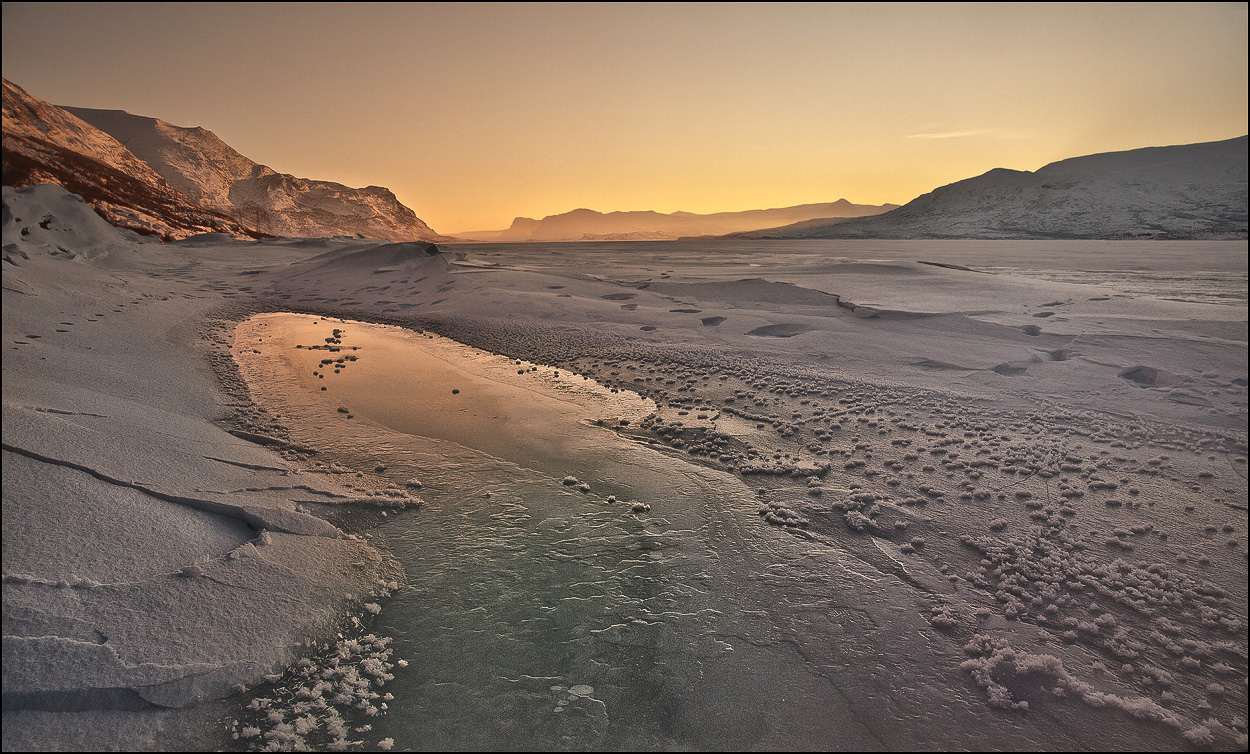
[739,137,1248,239]
[2,79,248,239]
[3,182,1245,751]
[65,106,451,242]
[2,184,406,750]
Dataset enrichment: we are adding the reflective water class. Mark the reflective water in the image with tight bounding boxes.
[233,314,959,750]
[232,298,1242,751]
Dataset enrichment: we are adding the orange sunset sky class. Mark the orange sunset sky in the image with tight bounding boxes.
[2,2,1247,234]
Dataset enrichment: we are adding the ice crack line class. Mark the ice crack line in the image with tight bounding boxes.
[30,406,110,418]
[2,442,320,537]
[202,455,292,473]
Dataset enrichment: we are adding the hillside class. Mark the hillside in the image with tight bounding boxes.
[66,106,450,242]
[2,79,249,239]
[2,78,447,241]
[736,137,1248,240]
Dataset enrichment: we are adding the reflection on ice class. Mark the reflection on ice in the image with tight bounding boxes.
[232,286,1246,751]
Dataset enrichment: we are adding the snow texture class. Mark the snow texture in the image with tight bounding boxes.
[738,137,1248,240]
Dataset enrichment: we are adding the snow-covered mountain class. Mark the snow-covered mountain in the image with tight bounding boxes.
[2,78,249,239]
[737,137,1248,240]
[457,199,898,241]
[2,78,446,241]
[65,106,449,242]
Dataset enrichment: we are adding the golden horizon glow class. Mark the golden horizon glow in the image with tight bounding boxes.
[3,2,1247,234]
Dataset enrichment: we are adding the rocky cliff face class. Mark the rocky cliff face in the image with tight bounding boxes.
[2,78,446,241]
[2,79,248,239]
[738,137,1249,240]
[65,106,450,242]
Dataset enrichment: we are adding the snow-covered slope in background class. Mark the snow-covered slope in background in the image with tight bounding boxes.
[65,106,450,242]
[739,137,1248,240]
[2,79,248,239]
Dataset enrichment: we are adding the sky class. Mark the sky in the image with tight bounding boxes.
[2,2,1247,234]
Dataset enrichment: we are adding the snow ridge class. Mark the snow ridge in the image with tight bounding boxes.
[739,137,1249,240]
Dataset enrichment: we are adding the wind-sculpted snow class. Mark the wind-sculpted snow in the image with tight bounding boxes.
[3,187,1245,750]
[238,237,1243,750]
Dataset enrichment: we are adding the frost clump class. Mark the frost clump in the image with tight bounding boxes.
[1183,726,1215,746]
[961,634,1184,728]
[928,604,960,629]
[844,510,873,531]
[234,632,409,751]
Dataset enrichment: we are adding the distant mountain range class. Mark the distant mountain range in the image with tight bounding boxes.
[6,77,1244,244]
[734,137,1248,240]
[2,79,448,241]
[455,200,900,241]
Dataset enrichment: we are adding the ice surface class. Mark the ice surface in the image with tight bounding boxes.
[2,186,404,750]
[3,185,1246,750]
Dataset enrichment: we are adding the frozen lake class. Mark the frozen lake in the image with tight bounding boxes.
[226,240,1247,751]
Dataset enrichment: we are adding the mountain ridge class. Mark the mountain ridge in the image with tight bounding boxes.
[2,78,447,241]
[64,105,451,242]
[2,78,252,239]
[734,137,1249,240]
[457,199,899,241]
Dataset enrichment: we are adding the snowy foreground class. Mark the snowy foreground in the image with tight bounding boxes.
[2,184,1247,751]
